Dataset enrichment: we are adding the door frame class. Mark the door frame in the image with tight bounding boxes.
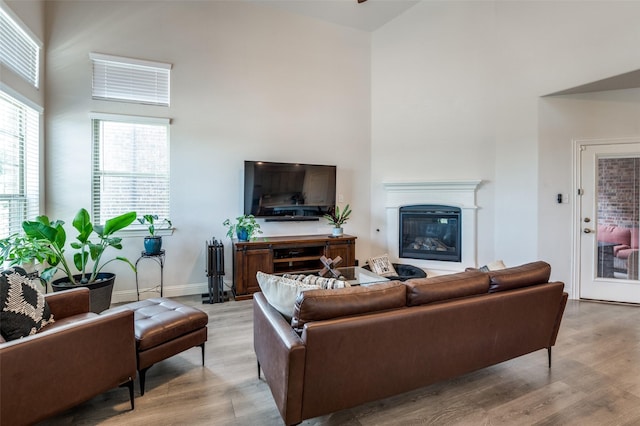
[572,136,640,301]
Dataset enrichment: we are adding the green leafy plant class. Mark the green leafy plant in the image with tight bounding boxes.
[223,215,263,241]
[323,204,352,228]
[22,208,137,284]
[137,214,172,236]
[0,233,56,286]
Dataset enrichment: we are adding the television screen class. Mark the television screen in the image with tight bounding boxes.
[244,161,336,220]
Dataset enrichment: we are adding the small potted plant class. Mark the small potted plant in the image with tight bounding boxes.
[324,204,352,237]
[21,208,137,312]
[0,233,55,286]
[137,214,172,255]
[223,215,262,242]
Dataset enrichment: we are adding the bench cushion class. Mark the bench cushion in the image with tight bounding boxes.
[104,298,208,351]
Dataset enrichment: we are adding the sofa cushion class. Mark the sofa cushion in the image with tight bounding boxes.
[291,281,406,332]
[487,261,551,293]
[597,225,631,246]
[405,270,490,307]
[0,267,54,341]
[256,271,320,320]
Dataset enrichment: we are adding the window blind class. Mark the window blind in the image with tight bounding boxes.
[91,114,170,226]
[90,53,171,106]
[0,5,41,88]
[0,90,40,238]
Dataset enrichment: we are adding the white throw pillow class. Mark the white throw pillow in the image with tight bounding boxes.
[479,260,507,272]
[256,271,320,319]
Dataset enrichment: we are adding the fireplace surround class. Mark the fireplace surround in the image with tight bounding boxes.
[384,180,482,273]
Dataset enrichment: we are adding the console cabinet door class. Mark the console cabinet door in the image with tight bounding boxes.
[234,248,272,300]
[325,240,355,266]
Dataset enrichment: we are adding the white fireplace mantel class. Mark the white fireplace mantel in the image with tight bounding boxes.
[384,180,482,274]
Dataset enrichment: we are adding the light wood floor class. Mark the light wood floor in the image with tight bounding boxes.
[40,297,640,426]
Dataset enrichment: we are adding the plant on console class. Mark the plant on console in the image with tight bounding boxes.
[223,215,262,242]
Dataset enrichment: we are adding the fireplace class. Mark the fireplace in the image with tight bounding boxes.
[384,180,481,273]
[399,205,461,262]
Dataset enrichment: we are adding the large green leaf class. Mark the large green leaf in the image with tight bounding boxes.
[22,221,58,243]
[72,208,93,243]
[102,211,137,236]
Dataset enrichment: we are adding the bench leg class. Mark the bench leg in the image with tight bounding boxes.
[139,366,151,396]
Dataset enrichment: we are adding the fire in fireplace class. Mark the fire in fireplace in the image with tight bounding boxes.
[399,205,461,262]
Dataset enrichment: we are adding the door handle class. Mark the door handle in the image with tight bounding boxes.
[584,228,594,234]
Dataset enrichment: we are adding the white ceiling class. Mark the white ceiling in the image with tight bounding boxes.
[246,0,419,32]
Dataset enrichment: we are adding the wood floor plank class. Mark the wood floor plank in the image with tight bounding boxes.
[37,298,640,426]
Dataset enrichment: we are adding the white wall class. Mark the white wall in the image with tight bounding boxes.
[539,89,640,296]
[44,1,371,301]
[372,1,640,290]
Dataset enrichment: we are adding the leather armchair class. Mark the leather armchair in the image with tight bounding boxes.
[0,287,137,426]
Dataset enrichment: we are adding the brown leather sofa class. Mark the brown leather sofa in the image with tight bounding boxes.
[253,261,568,426]
[0,287,137,426]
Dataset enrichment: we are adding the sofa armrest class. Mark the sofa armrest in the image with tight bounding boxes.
[44,287,90,319]
[0,310,136,426]
[253,292,306,426]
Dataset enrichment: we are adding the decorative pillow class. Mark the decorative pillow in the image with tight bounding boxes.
[282,273,349,289]
[368,254,398,277]
[256,271,320,319]
[0,267,54,341]
[478,260,507,272]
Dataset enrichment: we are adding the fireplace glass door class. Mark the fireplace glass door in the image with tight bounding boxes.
[399,205,461,262]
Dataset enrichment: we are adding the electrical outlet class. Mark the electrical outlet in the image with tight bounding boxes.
[338,194,344,203]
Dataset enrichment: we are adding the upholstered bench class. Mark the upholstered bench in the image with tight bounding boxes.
[103,298,208,395]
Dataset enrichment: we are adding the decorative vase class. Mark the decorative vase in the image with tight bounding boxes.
[144,236,163,255]
[237,228,249,241]
[51,272,116,313]
[332,227,344,237]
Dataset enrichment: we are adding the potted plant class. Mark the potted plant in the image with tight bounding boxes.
[137,214,172,255]
[22,208,137,313]
[323,204,352,237]
[0,233,55,287]
[223,215,263,242]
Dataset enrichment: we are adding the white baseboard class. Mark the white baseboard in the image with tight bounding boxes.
[111,282,211,304]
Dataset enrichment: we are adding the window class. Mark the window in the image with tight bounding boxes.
[0,89,41,238]
[90,53,171,106]
[91,114,170,225]
[0,4,41,87]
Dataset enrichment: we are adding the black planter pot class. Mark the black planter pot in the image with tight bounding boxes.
[144,236,163,255]
[51,272,116,313]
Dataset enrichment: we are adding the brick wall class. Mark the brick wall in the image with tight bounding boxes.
[598,158,640,228]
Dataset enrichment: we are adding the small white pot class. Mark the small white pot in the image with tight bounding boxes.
[332,227,344,237]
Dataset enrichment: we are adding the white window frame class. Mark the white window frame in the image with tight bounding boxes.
[90,113,171,230]
[90,52,171,106]
[0,1,42,88]
[0,85,42,238]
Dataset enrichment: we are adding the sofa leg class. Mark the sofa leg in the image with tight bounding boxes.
[257,361,261,379]
[200,342,206,366]
[120,378,135,410]
[139,367,151,396]
[547,347,552,368]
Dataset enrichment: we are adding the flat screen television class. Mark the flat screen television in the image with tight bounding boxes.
[244,161,336,221]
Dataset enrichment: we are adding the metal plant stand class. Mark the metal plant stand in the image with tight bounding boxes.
[135,249,165,300]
